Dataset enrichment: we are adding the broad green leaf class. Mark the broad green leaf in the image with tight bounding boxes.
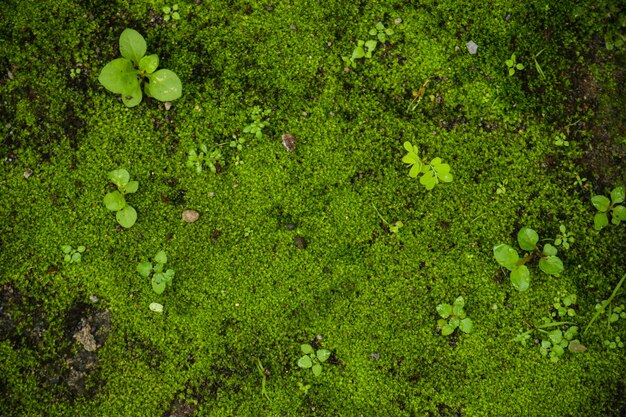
[149,302,164,313]
[109,169,130,188]
[71,252,81,263]
[441,324,455,336]
[153,262,164,273]
[459,317,473,334]
[610,186,625,204]
[439,172,453,183]
[539,256,564,276]
[433,163,450,175]
[548,329,563,344]
[409,163,422,178]
[297,355,312,368]
[542,243,558,256]
[312,363,322,376]
[452,297,465,316]
[517,227,538,251]
[139,54,159,74]
[436,303,452,319]
[403,142,415,153]
[448,317,460,329]
[364,40,377,51]
[98,58,138,94]
[154,250,168,265]
[351,46,365,59]
[145,69,182,102]
[152,275,166,294]
[591,195,611,212]
[104,191,126,211]
[317,349,331,363]
[122,80,142,107]
[402,153,420,165]
[420,172,437,190]
[61,245,72,254]
[493,244,519,271]
[564,326,578,340]
[551,344,564,357]
[613,205,626,221]
[116,205,137,228]
[119,28,147,65]
[593,212,609,230]
[511,265,530,292]
[137,261,153,278]
[123,181,138,194]
[163,269,175,283]
[301,344,315,355]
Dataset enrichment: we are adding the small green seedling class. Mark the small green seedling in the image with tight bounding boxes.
[342,39,378,69]
[493,227,564,291]
[604,336,624,349]
[550,293,577,319]
[554,225,574,250]
[297,381,311,394]
[297,344,331,377]
[553,132,569,147]
[137,250,175,295]
[61,245,85,263]
[511,319,586,362]
[230,135,246,151]
[591,186,626,230]
[103,169,138,228]
[98,29,182,107]
[573,173,587,189]
[505,53,524,76]
[243,106,271,139]
[162,5,180,21]
[496,180,508,195]
[436,297,473,336]
[402,142,453,190]
[584,273,626,335]
[369,22,393,43]
[186,144,223,174]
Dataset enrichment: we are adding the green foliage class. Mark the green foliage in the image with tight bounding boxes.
[137,250,175,295]
[401,142,453,190]
[493,227,564,292]
[553,225,574,250]
[103,169,138,228]
[186,143,223,174]
[550,293,578,319]
[162,4,180,22]
[505,53,524,76]
[297,344,331,377]
[496,180,508,195]
[368,22,393,43]
[243,107,271,139]
[604,336,624,349]
[553,132,569,147]
[61,245,85,263]
[98,29,182,107]
[584,273,626,335]
[591,186,626,230]
[436,297,473,336]
[511,319,587,362]
[149,302,164,313]
[342,39,378,69]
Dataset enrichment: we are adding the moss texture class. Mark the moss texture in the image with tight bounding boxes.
[1,0,625,416]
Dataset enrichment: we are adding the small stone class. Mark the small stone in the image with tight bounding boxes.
[281,133,296,152]
[89,295,98,303]
[394,18,402,25]
[286,223,296,230]
[164,101,172,111]
[466,40,478,55]
[73,323,97,352]
[182,209,200,223]
[294,235,307,249]
[23,168,32,178]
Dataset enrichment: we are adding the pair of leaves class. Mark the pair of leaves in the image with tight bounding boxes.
[98,29,182,107]
[591,186,626,230]
[103,169,138,228]
[137,251,175,295]
[297,344,331,377]
[369,22,393,42]
[436,297,473,335]
[402,142,453,190]
[505,53,524,76]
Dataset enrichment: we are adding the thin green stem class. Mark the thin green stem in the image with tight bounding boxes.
[584,272,626,335]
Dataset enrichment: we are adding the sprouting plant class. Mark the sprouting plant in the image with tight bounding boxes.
[61,245,86,263]
[402,142,453,190]
[550,293,578,319]
[368,22,394,42]
[162,4,180,22]
[371,203,402,235]
[584,273,626,335]
[342,39,378,69]
[553,132,569,147]
[553,225,574,250]
[243,106,271,139]
[505,53,524,76]
[137,250,175,294]
[573,173,587,188]
[496,180,508,195]
[186,144,223,174]
[297,344,331,376]
[297,381,311,394]
[103,169,138,228]
[533,48,546,79]
[436,297,473,336]
[591,186,626,230]
[69,68,81,79]
[511,319,586,362]
[493,227,564,292]
[230,135,246,151]
[98,29,182,107]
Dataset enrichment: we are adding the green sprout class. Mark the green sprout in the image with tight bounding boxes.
[297,344,331,377]
[505,53,524,76]
[591,186,626,230]
[61,245,86,263]
[436,297,473,336]
[368,22,393,43]
[137,250,175,295]
[402,142,453,190]
[103,169,138,228]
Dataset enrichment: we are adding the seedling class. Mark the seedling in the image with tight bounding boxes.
[186,144,223,174]
[604,336,624,349]
[371,203,402,235]
[162,5,180,22]
[550,293,577,319]
[493,227,564,291]
[505,53,524,76]
[103,169,138,228]
[511,319,586,362]
[98,29,182,107]
[61,245,85,263]
[584,273,626,335]
[553,132,569,147]
[402,142,453,190]
[137,250,175,295]
[342,39,378,68]
[297,344,331,377]
[496,180,508,195]
[553,225,574,250]
[436,297,473,336]
[368,22,393,43]
[572,173,587,188]
[230,135,246,151]
[243,106,271,139]
[591,186,626,230]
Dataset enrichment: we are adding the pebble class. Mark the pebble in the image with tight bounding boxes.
[281,133,296,152]
[466,41,478,55]
[182,209,200,223]
[294,235,307,249]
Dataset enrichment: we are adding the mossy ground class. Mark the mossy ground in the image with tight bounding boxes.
[1,0,625,416]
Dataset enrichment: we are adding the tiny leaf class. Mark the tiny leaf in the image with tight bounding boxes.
[436,303,452,319]
[138,54,159,74]
[116,205,137,228]
[145,69,182,102]
[493,244,519,271]
[441,324,456,336]
[459,317,473,334]
[610,186,625,204]
[149,302,164,313]
[317,349,331,363]
[297,355,312,368]
[539,256,564,276]
[137,261,153,278]
[104,191,126,211]
[517,227,539,251]
[542,243,558,257]
[301,344,315,355]
[511,265,530,292]
[154,250,168,265]
[593,212,609,230]
[108,169,130,188]
[591,195,611,212]
[312,363,322,376]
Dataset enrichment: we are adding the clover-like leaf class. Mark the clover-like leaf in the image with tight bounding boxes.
[436,303,452,319]
[104,191,126,211]
[154,250,168,265]
[420,171,438,190]
[137,261,153,278]
[548,329,563,345]
[145,69,182,102]
[510,265,530,292]
[613,205,626,221]
[116,204,137,228]
[108,169,130,188]
[591,195,611,212]
[517,227,539,251]
[98,58,138,94]
[152,274,166,294]
[301,344,315,355]
[317,349,331,363]
[459,317,473,334]
[610,186,625,204]
[312,363,322,376]
[297,355,312,368]
[409,162,423,178]
[539,256,564,276]
[593,212,609,230]
[119,28,147,65]
[493,244,519,271]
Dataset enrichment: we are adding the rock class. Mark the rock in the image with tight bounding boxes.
[182,209,200,223]
[73,321,97,352]
[294,235,307,249]
[466,41,478,55]
[282,133,296,152]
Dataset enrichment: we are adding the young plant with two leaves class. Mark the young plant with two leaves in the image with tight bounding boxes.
[402,142,453,190]
[137,250,175,295]
[493,227,564,292]
[591,186,626,230]
[436,296,473,336]
[98,29,182,107]
[103,169,138,228]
